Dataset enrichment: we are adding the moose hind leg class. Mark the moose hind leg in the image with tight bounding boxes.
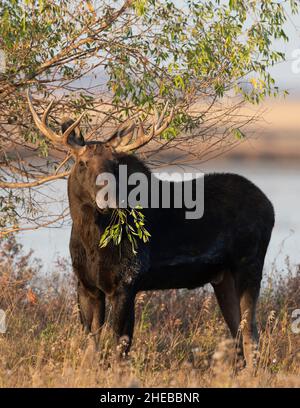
[235,262,262,370]
[112,288,135,357]
[212,270,243,362]
[77,281,105,350]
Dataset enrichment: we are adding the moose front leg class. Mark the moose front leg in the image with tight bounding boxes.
[111,288,136,357]
[77,281,106,350]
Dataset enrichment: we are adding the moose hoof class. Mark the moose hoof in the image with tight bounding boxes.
[116,335,130,358]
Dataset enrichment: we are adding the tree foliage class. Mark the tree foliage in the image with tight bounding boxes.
[0,0,298,235]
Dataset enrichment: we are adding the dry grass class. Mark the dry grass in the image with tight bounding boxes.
[0,237,299,388]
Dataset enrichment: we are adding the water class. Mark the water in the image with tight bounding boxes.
[18,159,300,275]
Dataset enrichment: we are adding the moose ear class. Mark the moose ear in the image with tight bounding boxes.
[61,117,85,148]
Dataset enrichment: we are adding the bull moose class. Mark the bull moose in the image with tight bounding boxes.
[27,91,274,368]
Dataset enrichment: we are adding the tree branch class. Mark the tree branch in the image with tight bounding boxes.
[0,171,71,189]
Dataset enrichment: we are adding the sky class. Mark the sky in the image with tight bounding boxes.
[269,8,300,93]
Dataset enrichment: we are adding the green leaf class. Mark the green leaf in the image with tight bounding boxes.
[232,128,246,140]
[98,207,150,254]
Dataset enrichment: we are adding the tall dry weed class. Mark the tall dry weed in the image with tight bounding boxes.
[0,237,299,387]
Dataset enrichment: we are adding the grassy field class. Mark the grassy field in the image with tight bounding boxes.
[0,237,299,388]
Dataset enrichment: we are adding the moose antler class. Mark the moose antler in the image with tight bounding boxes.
[27,90,174,153]
[26,90,84,147]
[115,102,174,153]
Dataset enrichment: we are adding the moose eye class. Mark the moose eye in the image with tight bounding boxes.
[78,160,87,170]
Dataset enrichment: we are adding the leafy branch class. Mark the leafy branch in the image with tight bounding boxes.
[99,206,151,255]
